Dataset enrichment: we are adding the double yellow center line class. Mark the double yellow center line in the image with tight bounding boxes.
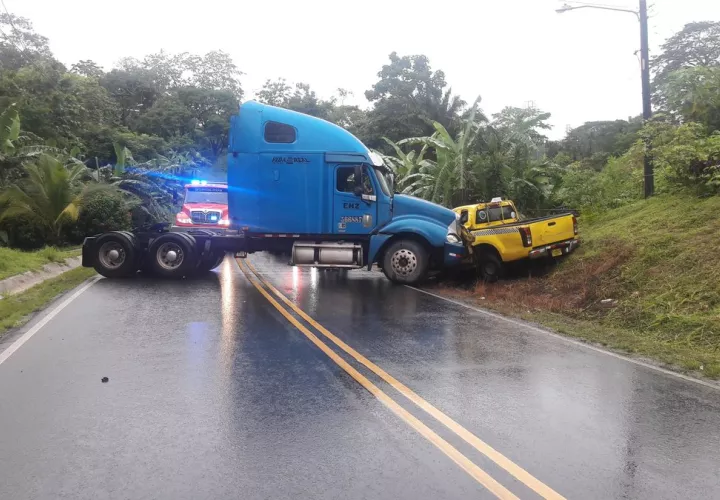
[237,258,565,500]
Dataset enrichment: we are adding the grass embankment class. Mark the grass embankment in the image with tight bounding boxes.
[450,194,720,379]
[0,246,82,281]
[0,267,96,335]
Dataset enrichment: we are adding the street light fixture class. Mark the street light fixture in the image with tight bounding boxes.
[557,1,654,198]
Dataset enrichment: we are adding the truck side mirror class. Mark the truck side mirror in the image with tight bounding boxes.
[353,164,363,196]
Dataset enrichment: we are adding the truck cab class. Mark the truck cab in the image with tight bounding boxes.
[227,101,470,283]
[84,102,470,285]
[173,181,230,234]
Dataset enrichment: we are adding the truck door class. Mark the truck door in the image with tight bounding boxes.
[333,165,378,235]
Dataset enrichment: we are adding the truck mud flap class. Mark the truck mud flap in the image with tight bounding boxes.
[81,237,97,267]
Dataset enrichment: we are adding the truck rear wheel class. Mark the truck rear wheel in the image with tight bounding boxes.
[93,232,138,278]
[382,239,428,285]
[148,233,197,278]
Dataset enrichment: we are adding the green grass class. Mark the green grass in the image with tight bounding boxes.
[448,193,720,379]
[0,267,96,335]
[0,246,82,281]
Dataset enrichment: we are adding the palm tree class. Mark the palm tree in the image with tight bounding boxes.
[0,154,112,243]
[423,88,467,135]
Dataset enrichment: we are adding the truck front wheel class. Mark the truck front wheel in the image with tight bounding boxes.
[148,233,197,278]
[382,240,429,285]
[93,232,138,278]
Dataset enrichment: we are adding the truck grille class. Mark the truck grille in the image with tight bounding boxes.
[190,211,222,224]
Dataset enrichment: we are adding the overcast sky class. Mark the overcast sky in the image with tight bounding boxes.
[10,0,720,138]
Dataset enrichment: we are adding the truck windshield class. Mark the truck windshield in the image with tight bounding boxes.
[373,167,392,196]
[185,188,228,204]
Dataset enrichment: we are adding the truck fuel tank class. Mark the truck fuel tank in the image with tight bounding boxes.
[291,241,363,268]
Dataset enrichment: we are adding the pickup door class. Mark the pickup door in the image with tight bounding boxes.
[527,213,576,248]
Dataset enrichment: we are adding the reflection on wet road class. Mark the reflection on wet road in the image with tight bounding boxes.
[1,253,719,499]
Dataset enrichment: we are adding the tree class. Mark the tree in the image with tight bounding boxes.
[101,68,159,127]
[362,52,464,149]
[0,13,51,69]
[652,21,720,104]
[138,86,238,159]
[134,50,188,91]
[557,119,642,165]
[0,154,110,243]
[256,79,334,120]
[70,60,105,80]
[185,50,243,97]
[0,60,119,153]
[659,66,720,132]
[256,78,292,107]
[645,121,720,193]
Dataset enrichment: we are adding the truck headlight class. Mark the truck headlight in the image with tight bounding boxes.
[446,219,461,243]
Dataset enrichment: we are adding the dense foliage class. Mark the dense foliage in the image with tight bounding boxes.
[0,14,718,249]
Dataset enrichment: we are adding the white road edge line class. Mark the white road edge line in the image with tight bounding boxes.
[0,276,101,367]
[407,286,720,391]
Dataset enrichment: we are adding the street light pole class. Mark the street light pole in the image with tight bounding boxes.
[557,1,654,197]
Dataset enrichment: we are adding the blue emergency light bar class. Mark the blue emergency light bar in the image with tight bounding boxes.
[190,180,208,185]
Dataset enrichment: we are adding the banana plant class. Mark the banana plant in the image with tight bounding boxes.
[0,104,20,158]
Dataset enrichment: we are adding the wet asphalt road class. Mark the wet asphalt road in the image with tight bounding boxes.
[1,254,720,499]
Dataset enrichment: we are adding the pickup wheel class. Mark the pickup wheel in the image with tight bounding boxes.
[93,232,138,278]
[382,239,429,285]
[148,233,197,278]
[476,252,503,283]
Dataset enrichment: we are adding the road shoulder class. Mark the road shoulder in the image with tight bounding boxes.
[0,267,97,342]
[415,284,720,389]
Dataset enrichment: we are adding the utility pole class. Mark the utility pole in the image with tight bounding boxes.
[639,0,653,197]
[557,1,654,197]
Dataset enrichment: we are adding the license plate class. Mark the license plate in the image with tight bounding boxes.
[551,248,563,257]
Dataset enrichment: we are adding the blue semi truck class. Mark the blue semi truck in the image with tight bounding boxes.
[83,101,471,285]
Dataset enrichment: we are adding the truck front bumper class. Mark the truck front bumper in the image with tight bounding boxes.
[529,238,580,259]
[443,241,470,267]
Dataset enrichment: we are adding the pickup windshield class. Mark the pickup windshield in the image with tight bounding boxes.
[185,188,228,204]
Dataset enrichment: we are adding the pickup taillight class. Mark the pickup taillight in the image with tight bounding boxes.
[519,227,532,247]
[572,215,578,235]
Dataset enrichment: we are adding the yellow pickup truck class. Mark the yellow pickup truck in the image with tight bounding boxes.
[453,198,579,281]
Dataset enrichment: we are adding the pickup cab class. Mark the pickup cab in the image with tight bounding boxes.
[453,198,579,281]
